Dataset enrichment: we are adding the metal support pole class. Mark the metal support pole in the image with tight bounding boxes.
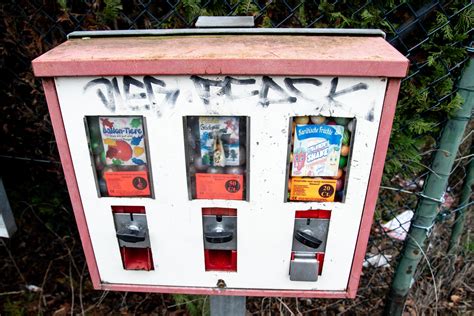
[0,177,17,238]
[210,296,246,316]
[448,144,473,253]
[385,57,474,315]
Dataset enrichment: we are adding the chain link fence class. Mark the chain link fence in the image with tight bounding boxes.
[0,0,472,314]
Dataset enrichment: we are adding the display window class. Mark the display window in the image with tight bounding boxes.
[85,116,153,197]
[183,116,249,201]
[286,116,355,202]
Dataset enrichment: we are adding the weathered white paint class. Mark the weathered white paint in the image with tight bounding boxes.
[55,75,387,291]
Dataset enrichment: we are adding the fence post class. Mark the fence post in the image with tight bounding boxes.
[210,296,246,316]
[384,57,473,315]
[448,129,474,250]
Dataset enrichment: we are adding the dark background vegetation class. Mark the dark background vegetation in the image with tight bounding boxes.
[0,0,472,314]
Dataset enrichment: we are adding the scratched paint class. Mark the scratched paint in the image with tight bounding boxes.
[83,75,372,119]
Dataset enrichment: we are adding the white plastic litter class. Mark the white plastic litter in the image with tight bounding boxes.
[382,210,414,241]
[363,253,392,268]
[25,284,42,292]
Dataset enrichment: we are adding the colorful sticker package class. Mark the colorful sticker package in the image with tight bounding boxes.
[199,117,240,167]
[291,124,344,177]
[99,117,147,166]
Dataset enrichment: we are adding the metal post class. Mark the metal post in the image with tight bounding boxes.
[385,57,474,315]
[210,296,246,316]
[448,145,473,253]
[0,177,17,238]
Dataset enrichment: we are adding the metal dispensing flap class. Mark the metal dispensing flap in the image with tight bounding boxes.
[292,218,330,253]
[202,215,237,251]
[113,213,150,248]
[290,253,319,282]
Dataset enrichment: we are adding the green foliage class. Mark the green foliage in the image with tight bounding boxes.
[2,299,26,316]
[297,1,307,26]
[98,0,123,24]
[57,0,67,11]
[233,0,259,16]
[455,5,474,32]
[172,294,209,316]
[465,241,474,253]
[261,15,273,28]
[446,93,464,115]
[182,0,204,23]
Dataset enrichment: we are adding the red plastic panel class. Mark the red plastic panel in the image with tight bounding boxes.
[202,207,237,216]
[111,205,146,214]
[120,247,154,271]
[204,249,237,272]
[295,210,331,219]
[316,253,325,275]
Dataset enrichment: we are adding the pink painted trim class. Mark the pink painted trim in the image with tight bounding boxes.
[42,79,102,289]
[33,59,408,78]
[32,36,409,78]
[345,79,402,298]
[100,283,350,298]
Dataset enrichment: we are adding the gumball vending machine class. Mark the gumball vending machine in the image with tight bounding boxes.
[32,27,408,298]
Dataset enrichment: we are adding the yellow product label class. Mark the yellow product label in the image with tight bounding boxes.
[103,138,117,146]
[289,178,337,202]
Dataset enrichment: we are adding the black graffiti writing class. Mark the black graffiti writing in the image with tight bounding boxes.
[84,78,116,111]
[284,78,322,100]
[123,76,146,111]
[328,77,368,101]
[259,76,297,107]
[190,75,258,105]
[366,106,375,122]
[84,75,370,112]
[84,75,180,114]
[191,75,367,107]
[144,75,180,111]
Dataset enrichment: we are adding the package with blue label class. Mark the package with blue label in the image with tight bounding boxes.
[291,124,344,177]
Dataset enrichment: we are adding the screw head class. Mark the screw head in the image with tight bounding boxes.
[216,279,226,288]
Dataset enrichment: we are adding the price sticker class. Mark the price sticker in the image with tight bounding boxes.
[289,178,337,202]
